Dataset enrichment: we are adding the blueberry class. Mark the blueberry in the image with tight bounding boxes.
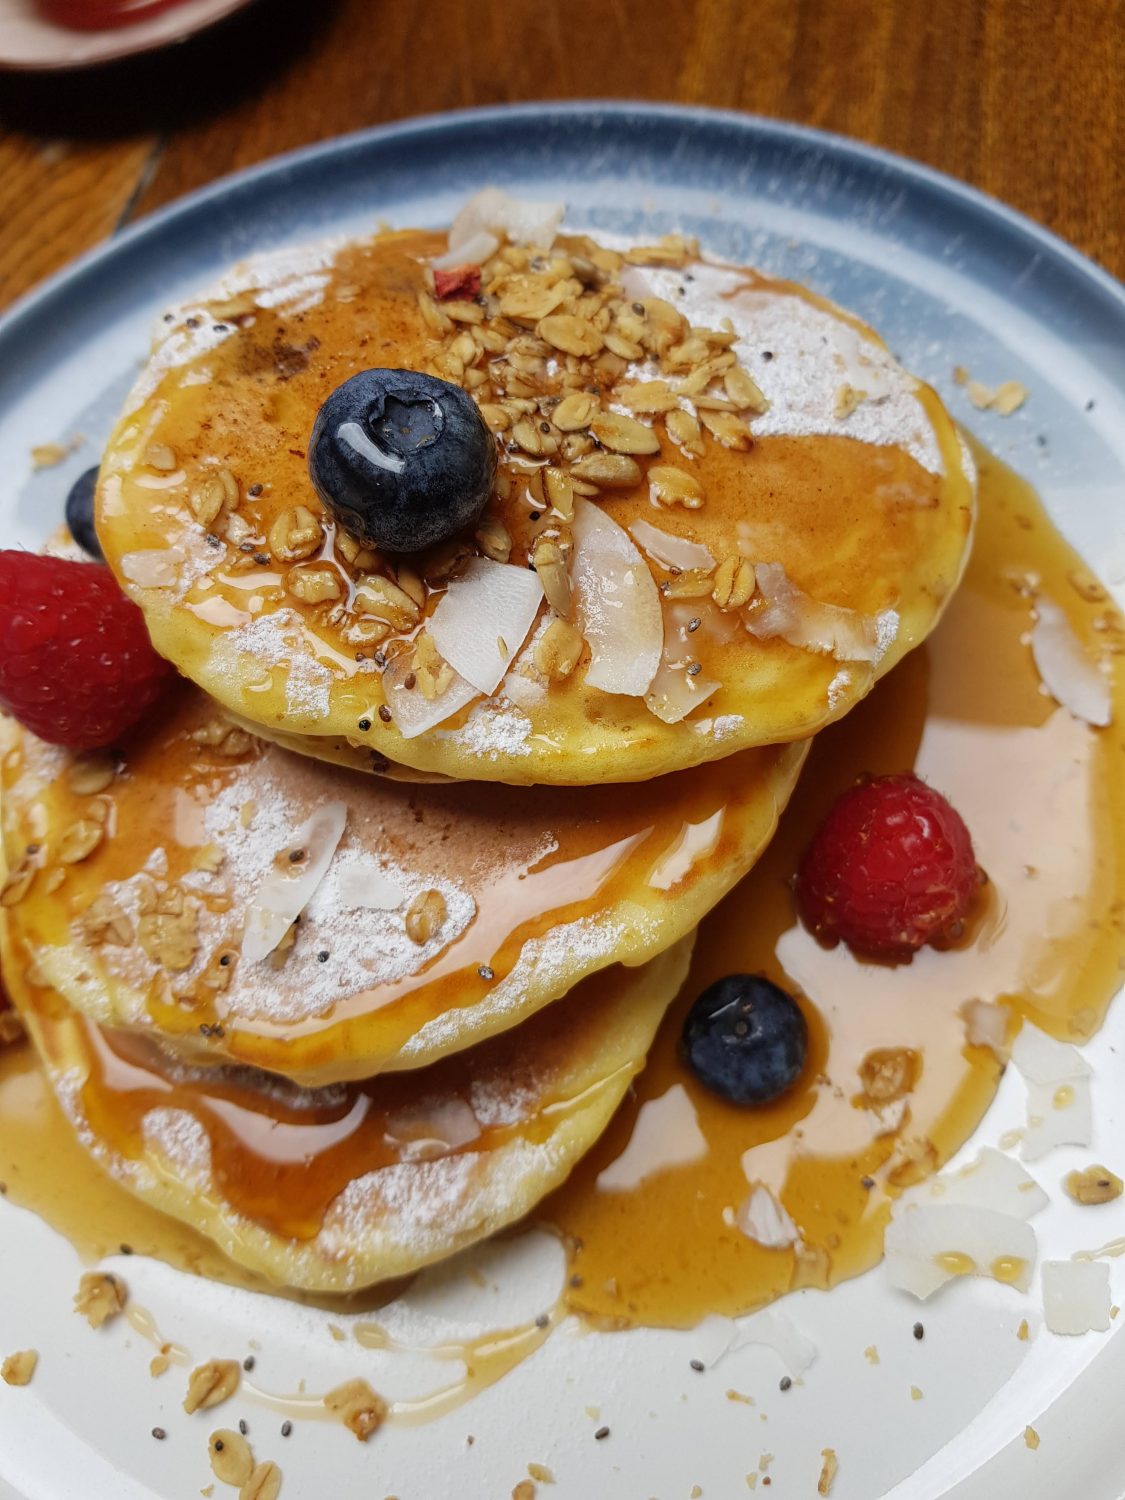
[64,466,103,561]
[681,974,808,1106]
[308,369,496,553]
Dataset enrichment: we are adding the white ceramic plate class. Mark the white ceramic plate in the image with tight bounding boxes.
[0,0,255,71]
[1,104,1124,1500]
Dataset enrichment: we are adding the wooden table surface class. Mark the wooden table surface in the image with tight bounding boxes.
[0,0,1121,316]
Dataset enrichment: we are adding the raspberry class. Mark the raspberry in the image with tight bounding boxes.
[0,551,175,751]
[795,773,979,960]
[433,264,481,301]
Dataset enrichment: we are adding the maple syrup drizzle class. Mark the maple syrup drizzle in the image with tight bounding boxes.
[239,1310,562,1429]
[0,444,1122,1346]
[97,231,971,788]
[1,670,796,1076]
[541,441,1125,1327]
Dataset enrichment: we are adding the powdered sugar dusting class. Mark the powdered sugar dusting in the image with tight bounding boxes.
[124,240,344,414]
[211,610,334,719]
[195,771,476,1024]
[439,697,534,758]
[87,761,476,1027]
[395,911,632,1065]
[827,666,854,710]
[641,262,944,475]
[33,924,681,1287]
[693,713,745,741]
[874,608,901,663]
[142,1107,212,1188]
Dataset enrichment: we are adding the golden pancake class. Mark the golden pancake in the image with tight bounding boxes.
[95,203,974,786]
[2,936,691,1293]
[0,688,805,1085]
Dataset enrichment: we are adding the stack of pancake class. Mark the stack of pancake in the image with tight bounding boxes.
[0,197,974,1293]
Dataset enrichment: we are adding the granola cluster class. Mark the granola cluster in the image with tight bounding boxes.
[148,227,779,718]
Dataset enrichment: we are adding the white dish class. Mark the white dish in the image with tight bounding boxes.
[0,104,1123,1498]
[0,0,254,71]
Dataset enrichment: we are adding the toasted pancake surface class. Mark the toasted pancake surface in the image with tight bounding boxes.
[3,936,691,1292]
[0,690,804,1084]
[96,220,974,785]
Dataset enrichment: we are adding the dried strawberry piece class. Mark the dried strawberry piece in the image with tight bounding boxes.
[433,265,481,301]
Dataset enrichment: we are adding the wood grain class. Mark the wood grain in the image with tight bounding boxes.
[0,0,1121,315]
[0,135,156,308]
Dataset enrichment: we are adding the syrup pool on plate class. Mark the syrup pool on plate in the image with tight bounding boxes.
[544,442,1125,1328]
[1,443,1123,1337]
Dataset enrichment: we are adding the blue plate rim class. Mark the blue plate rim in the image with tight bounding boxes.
[0,99,1122,348]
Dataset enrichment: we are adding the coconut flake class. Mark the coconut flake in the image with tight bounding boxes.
[1030,597,1112,727]
[747,561,895,664]
[1011,1023,1092,1086]
[1010,1025,1094,1158]
[688,1314,741,1369]
[241,802,347,963]
[1041,1260,1111,1335]
[645,657,722,724]
[571,498,663,697]
[384,655,480,739]
[732,1307,819,1376]
[691,1307,818,1377]
[961,999,1011,1059]
[644,596,722,724]
[884,1201,1036,1300]
[431,231,500,271]
[334,860,405,911]
[1022,1078,1092,1162]
[669,597,740,645]
[629,518,716,573]
[595,1084,707,1192]
[908,1148,1048,1221]
[428,558,544,696]
[737,1186,801,1250]
[448,188,565,255]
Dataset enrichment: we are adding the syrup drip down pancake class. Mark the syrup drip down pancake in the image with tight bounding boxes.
[2,937,691,1293]
[0,687,805,1085]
